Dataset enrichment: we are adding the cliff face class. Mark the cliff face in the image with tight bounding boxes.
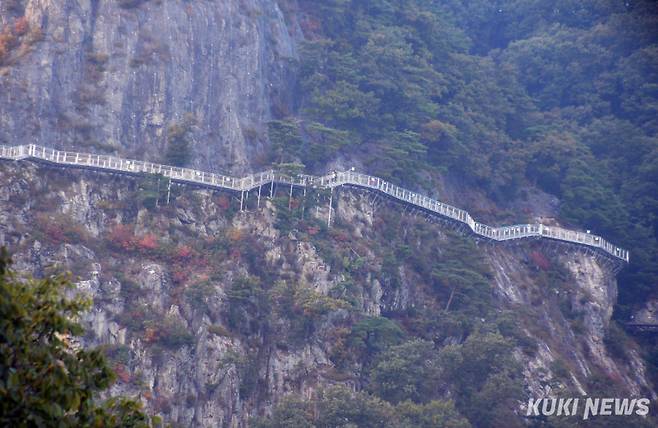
[1,1,656,426]
[0,0,297,172]
[0,163,653,426]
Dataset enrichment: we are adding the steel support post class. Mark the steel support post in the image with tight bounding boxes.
[327,187,334,227]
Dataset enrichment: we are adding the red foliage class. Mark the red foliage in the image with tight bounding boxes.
[0,29,16,63]
[144,327,158,343]
[41,221,65,244]
[171,267,190,285]
[229,248,241,260]
[307,226,320,236]
[300,16,321,38]
[215,195,231,211]
[114,364,131,383]
[175,244,193,260]
[529,250,551,270]
[108,224,136,251]
[330,230,350,242]
[14,17,29,36]
[136,234,158,251]
[227,228,243,242]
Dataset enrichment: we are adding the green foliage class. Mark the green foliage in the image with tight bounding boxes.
[184,280,216,313]
[271,280,349,342]
[267,119,350,168]
[368,339,440,404]
[268,119,303,164]
[103,344,132,366]
[438,331,523,428]
[315,385,395,428]
[116,0,148,9]
[347,316,406,363]
[291,3,658,367]
[136,174,171,210]
[396,400,471,428]
[254,386,471,428]
[0,248,158,427]
[252,396,314,428]
[225,275,270,335]
[603,321,634,362]
[153,316,194,349]
[164,114,195,167]
[429,236,492,317]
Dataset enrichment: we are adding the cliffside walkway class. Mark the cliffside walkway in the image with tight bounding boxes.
[0,144,629,265]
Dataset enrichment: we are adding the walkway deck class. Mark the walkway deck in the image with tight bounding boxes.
[0,144,629,264]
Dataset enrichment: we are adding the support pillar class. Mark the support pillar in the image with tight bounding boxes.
[257,185,262,209]
[327,187,334,227]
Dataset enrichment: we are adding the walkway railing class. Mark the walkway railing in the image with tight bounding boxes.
[0,144,629,263]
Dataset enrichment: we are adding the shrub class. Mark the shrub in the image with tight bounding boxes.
[108,224,136,251]
[153,316,194,349]
[116,0,147,8]
[207,324,232,337]
[175,244,193,260]
[184,281,215,313]
[529,250,550,270]
[103,344,131,365]
[33,213,89,246]
[368,339,440,404]
[348,317,406,363]
[164,115,195,167]
[13,17,29,36]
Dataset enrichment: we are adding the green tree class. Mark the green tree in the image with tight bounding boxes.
[0,248,159,427]
[368,339,440,404]
[438,332,523,428]
[348,316,406,363]
[252,396,314,428]
[164,115,195,167]
[316,385,396,428]
[396,400,471,428]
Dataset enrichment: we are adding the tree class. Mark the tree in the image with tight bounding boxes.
[0,248,159,427]
[438,332,523,428]
[252,396,314,428]
[164,114,195,167]
[316,385,396,428]
[348,316,406,363]
[396,400,471,428]
[368,339,441,404]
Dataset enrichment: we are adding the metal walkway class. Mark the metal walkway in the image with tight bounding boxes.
[0,144,629,264]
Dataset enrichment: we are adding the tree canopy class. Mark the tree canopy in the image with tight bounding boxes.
[0,248,158,427]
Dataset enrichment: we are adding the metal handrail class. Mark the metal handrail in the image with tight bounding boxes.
[0,144,629,263]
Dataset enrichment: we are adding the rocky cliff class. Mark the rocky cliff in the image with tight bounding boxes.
[0,0,297,172]
[0,162,653,426]
[1,1,656,426]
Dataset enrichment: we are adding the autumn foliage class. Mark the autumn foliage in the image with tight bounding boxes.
[108,224,160,253]
[0,16,31,64]
[14,17,29,36]
[529,250,550,271]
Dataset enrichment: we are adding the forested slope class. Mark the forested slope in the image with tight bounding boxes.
[273,0,658,381]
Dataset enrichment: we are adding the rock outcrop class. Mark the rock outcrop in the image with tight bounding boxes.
[1,0,297,172]
[0,163,654,426]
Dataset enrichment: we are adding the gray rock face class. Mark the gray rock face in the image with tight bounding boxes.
[0,163,655,426]
[0,0,297,172]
